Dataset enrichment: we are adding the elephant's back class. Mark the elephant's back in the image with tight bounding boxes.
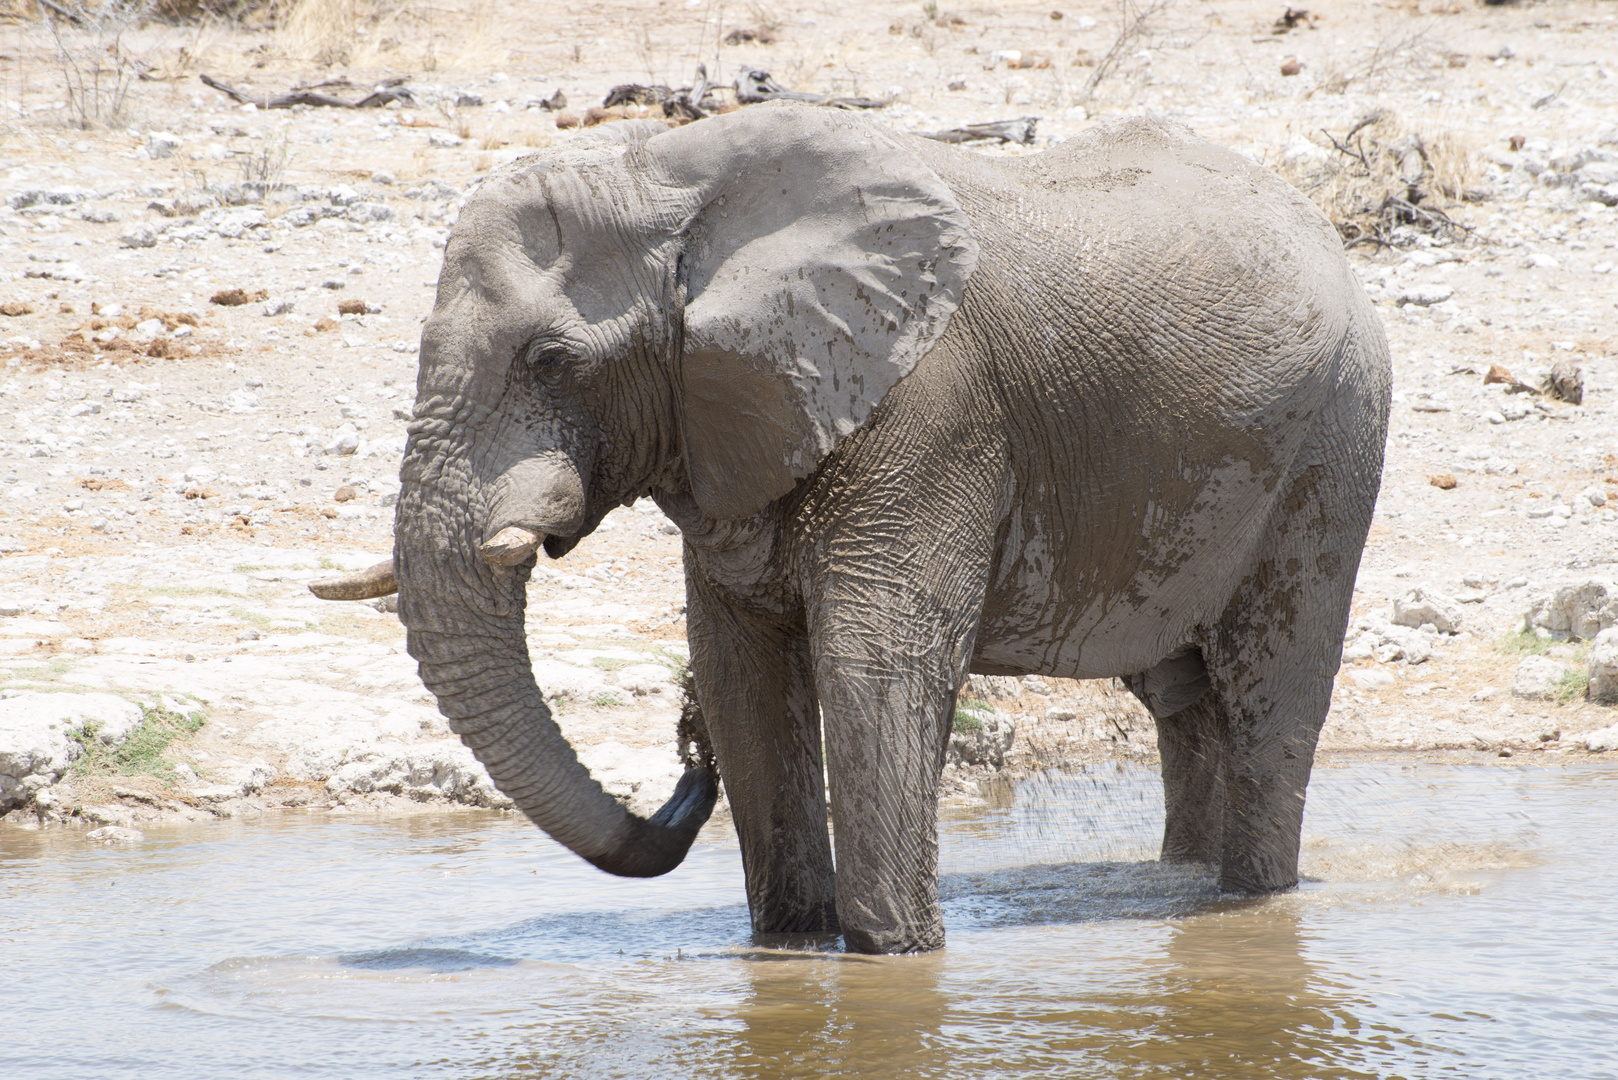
[916,117,1350,315]
[1022,116,1340,254]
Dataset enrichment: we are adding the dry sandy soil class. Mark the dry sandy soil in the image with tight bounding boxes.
[1,0,1616,834]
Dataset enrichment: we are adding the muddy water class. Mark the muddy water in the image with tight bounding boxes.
[4,762,1616,1079]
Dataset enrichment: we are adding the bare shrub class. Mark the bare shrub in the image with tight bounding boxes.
[1078,0,1179,103]
[45,2,150,128]
[1276,112,1484,248]
[149,0,269,21]
[238,128,291,200]
[1309,26,1442,98]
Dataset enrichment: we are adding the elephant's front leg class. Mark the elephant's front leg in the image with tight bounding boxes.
[685,567,837,935]
[810,589,983,954]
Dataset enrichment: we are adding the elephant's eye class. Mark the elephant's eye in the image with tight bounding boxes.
[526,343,570,374]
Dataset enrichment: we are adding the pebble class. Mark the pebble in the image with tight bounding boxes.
[117,224,158,249]
[145,132,182,159]
[324,425,361,455]
[1399,284,1455,306]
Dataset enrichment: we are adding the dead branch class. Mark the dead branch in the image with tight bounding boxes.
[665,64,712,120]
[199,73,413,109]
[733,68,885,109]
[37,0,87,25]
[921,117,1039,145]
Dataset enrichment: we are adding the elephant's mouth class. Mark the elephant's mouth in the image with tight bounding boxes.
[543,534,581,559]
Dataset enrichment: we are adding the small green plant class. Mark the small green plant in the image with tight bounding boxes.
[149,585,241,598]
[953,698,991,734]
[591,656,635,673]
[662,657,690,684]
[1497,629,1554,657]
[231,608,277,632]
[318,556,342,570]
[591,693,625,709]
[68,703,206,781]
[233,564,265,574]
[4,658,76,684]
[1556,668,1591,706]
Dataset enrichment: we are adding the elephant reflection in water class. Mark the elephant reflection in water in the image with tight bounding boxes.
[715,952,952,1080]
[1096,906,1387,1080]
[703,906,1381,1080]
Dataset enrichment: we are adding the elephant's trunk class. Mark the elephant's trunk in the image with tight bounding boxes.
[394,478,715,878]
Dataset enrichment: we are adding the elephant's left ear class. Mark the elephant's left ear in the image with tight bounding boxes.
[644,105,979,521]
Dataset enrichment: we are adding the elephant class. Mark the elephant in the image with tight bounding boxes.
[311,103,1390,954]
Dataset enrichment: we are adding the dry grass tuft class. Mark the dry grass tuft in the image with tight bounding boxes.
[275,0,366,67]
[273,0,504,71]
[1276,112,1485,248]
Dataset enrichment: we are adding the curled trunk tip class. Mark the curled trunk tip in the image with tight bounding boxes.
[587,766,720,878]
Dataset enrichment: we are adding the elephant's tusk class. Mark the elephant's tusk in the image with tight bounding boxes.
[480,526,545,566]
[309,558,397,600]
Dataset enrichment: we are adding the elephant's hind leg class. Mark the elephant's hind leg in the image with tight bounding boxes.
[1130,649,1226,864]
[1152,695,1227,864]
[1208,649,1332,895]
[1205,463,1372,894]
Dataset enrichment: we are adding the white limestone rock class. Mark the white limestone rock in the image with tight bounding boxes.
[1393,588,1465,635]
[324,740,511,808]
[1511,656,1570,701]
[1524,581,1618,640]
[1587,627,1618,705]
[947,711,1016,768]
[577,740,684,815]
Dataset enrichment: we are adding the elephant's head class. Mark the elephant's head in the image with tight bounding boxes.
[316,105,977,877]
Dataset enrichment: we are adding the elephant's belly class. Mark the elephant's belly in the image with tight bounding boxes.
[972,593,1189,681]
[973,478,1276,679]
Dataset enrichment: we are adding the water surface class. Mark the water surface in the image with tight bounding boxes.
[3,761,1615,1079]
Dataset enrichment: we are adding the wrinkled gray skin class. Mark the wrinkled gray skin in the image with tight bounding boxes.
[390,104,1390,954]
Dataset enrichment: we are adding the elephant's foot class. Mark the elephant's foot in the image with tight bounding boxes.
[1219,867,1300,894]
[1218,828,1304,893]
[834,886,946,954]
[842,919,945,955]
[752,898,839,936]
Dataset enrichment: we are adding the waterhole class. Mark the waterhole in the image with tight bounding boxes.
[3,761,1615,1078]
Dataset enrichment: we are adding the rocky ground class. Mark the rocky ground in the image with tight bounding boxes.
[2,0,1617,838]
